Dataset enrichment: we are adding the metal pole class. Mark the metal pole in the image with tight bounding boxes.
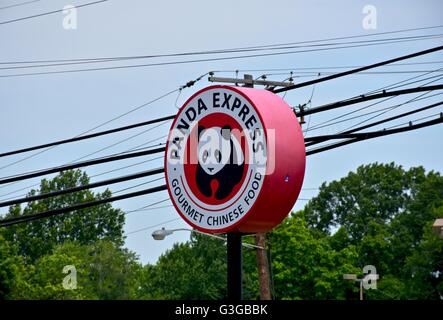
[359,280,363,301]
[227,232,242,300]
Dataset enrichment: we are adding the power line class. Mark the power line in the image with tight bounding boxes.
[0,90,176,171]
[0,34,441,71]
[0,0,41,11]
[124,198,171,215]
[90,155,163,179]
[0,167,164,208]
[385,112,442,129]
[0,184,168,227]
[0,155,165,201]
[225,61,443,74]
[305,116,443,155]
[260,70,443,77]
[68,121,169,163]
[113,176,165,195]
[2,76,440,162]
[296,84,443,117]
[336,92,438,134]
[0,72,206,172]
[305,72,443,133]
[304,92,443,138]
[2,36,442,78]
[274,45,443,94]
[305,101,443,145]
[0,115,174,159]
[0,0,109,25]
[304,70,443,134]
[0,137,166,197]
[0,146,165,185]
[125,217,180,236]
[326,71,443,134]
[2,116,441,227]
[1,85,441,187]
[3,25,443,65]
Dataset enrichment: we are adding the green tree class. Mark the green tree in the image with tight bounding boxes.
[2,163,441,300]
[9,240,140,300]
[269,211,360,299]
[2,170,125,262]
[303,163,443,299]
[137,234,228,299]
[402,205,443,299]
[304,163,427,242]
[0,232,28,299]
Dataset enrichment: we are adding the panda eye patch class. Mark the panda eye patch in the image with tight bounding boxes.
[202,150,209,162]
[215,150,221,162]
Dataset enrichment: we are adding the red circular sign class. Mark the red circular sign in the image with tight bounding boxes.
[165,85,305,233]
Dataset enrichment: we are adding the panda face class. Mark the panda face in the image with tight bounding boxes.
[198,126,231,176]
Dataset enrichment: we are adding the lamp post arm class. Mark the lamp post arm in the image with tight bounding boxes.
[166,228,265,249]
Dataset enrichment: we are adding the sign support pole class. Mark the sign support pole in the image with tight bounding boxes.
[227,232,243,300]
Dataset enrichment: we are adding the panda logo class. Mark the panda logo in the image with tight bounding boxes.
[196,125,245,200]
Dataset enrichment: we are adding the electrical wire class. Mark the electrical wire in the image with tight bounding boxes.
[305,116,443,155]
[296,84,443,117]
[0,184,168,227]
[2,36,442,78]
[305,100,443,146]
[112,176,165,195]
[2,42,443,227]
[0,155,165,201]
[333,73,443,134]
[125,217,180,236]
[0,146,165,185]
[305,72,443,132]
[3,25,443,65]
[0,0,41,11]
[304,69,443,133]
[304,92,443,137]
[0,0,109,25]
[0,90,176,171]
[218,60,443,74]
[0,167,164,208]
[124,198,171,215]
[385,112,443,130]
[274,45,443,94]
[0,115,174,159]
[1,34,441,71]
[0,72,205,175]
[1,85,441,189]
[2,114,441,227]
[305,114,443,142]
[68,121,169,164]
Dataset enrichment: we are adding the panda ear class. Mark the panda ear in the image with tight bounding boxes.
[221,125,231,140]
[198,125,205,141]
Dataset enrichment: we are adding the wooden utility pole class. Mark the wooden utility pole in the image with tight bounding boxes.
[255,233,272,300]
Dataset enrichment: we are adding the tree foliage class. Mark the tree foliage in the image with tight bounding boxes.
[0,163,442,300]
[2,170,125,262]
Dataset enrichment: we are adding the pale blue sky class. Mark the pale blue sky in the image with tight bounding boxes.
[0,0,442,264]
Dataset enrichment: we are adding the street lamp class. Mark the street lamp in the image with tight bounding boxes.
[151,227,264,249]
[343,274,364,300]
[343,272,378,300]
